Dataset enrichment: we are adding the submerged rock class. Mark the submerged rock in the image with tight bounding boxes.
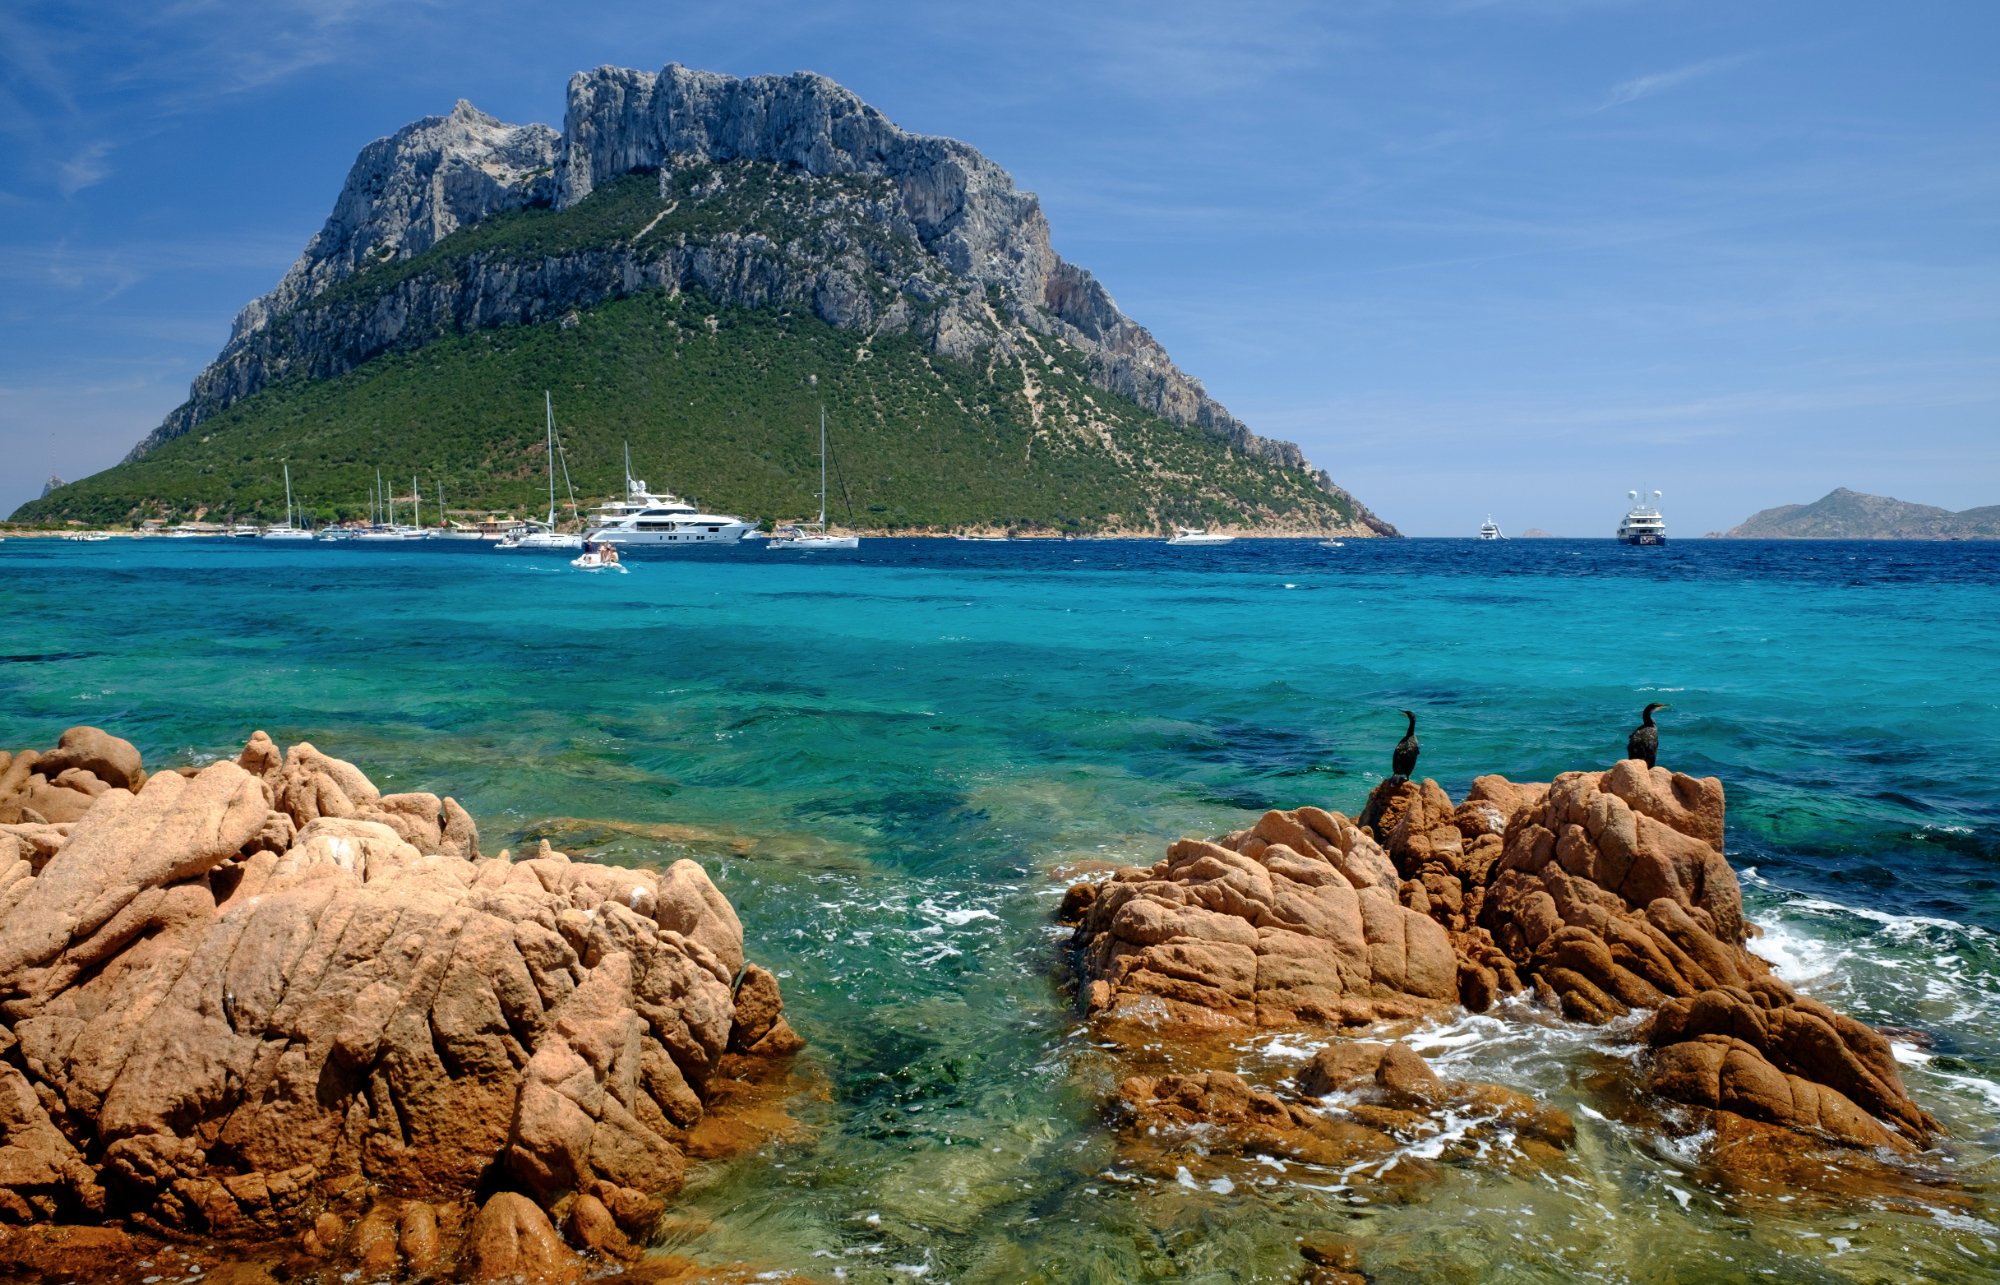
[0,726,801,1279]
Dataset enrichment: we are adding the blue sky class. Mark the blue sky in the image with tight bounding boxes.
[2,0,1994,533]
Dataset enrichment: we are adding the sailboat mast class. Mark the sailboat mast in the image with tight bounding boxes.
[438,480,445,530]
[544,391,557,527]
[283,464,293,527]
[818,405,828,526]
[413,475,420,530]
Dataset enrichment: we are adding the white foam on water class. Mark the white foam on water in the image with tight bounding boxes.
[1256,1034,1319,1061]
[1747,916,1846,984]
[1922,1064,2000,1114]
[1783,895,1981,940]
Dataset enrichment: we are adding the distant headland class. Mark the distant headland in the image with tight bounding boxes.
[1721,487,2000,540]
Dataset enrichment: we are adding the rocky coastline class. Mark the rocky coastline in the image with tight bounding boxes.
[0,727,803,1283]
[0,724,1959,1281]
[1058,759,1945,1245]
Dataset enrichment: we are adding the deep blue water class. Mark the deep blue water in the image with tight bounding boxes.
[4,535,1998,1281]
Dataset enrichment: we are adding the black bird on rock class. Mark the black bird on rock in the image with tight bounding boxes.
[1627,702,1669,768]
[1391,709,1420,782]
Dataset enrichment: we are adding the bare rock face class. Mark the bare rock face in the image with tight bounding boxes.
[0,727,800,1272]
[1359,763,1940,1161]
[0,727,150,828]
[1071,807,1455,1031]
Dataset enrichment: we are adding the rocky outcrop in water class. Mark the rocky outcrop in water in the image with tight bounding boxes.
[1365,763,1939,1159]
[1063,760,1940,1197]
[0,726,800,1280]
[118,64,1389,533]
[1070,806,1456,1031]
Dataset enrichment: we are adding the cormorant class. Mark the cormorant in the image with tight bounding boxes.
[1391,709,1419,781]
[1627,702,1669,768]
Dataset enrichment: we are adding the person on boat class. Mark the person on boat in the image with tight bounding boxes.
[602,543,619,564]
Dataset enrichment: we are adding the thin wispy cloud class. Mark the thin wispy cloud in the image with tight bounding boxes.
[57,142,113,196]
[1598,55,1748,110]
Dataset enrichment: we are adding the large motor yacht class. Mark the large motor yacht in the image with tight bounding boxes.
[584,447,756,547]
[1616,490,1667,545]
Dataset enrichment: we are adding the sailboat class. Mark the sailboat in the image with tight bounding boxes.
[498,393,585,550]
[354,471,406,540]
[766,408,859,550]
[262,464,315,539]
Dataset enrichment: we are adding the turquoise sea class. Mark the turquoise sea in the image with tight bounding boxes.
[3,536,1998,1282]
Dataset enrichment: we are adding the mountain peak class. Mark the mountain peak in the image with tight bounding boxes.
[67,62,1391,535]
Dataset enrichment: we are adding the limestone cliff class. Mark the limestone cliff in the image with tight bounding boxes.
[119,64,1389,533]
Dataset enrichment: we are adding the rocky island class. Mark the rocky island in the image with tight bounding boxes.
[13,64,1393,540]
[0,727,802,1283]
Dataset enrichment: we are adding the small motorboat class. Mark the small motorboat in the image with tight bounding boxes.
[1318,540,1346,549]
[571,543,628,573]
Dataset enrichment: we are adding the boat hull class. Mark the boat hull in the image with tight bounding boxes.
[768,536,860,550]
[498,534,585,550]
[586,520,757,546]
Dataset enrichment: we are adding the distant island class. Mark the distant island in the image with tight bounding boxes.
[1723,488,2000,540]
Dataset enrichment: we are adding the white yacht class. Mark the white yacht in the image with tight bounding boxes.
[1617,490,1667,546]
[498,394,585,550]
[586,443,756,548]
[262,464,315,539]
[1167,527,1235,546]
[1478,517,1505,541]
[765,409,858,551]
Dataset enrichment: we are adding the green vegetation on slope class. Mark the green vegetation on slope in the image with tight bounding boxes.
[18,289,1355,532]
[17,164,1362,532]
